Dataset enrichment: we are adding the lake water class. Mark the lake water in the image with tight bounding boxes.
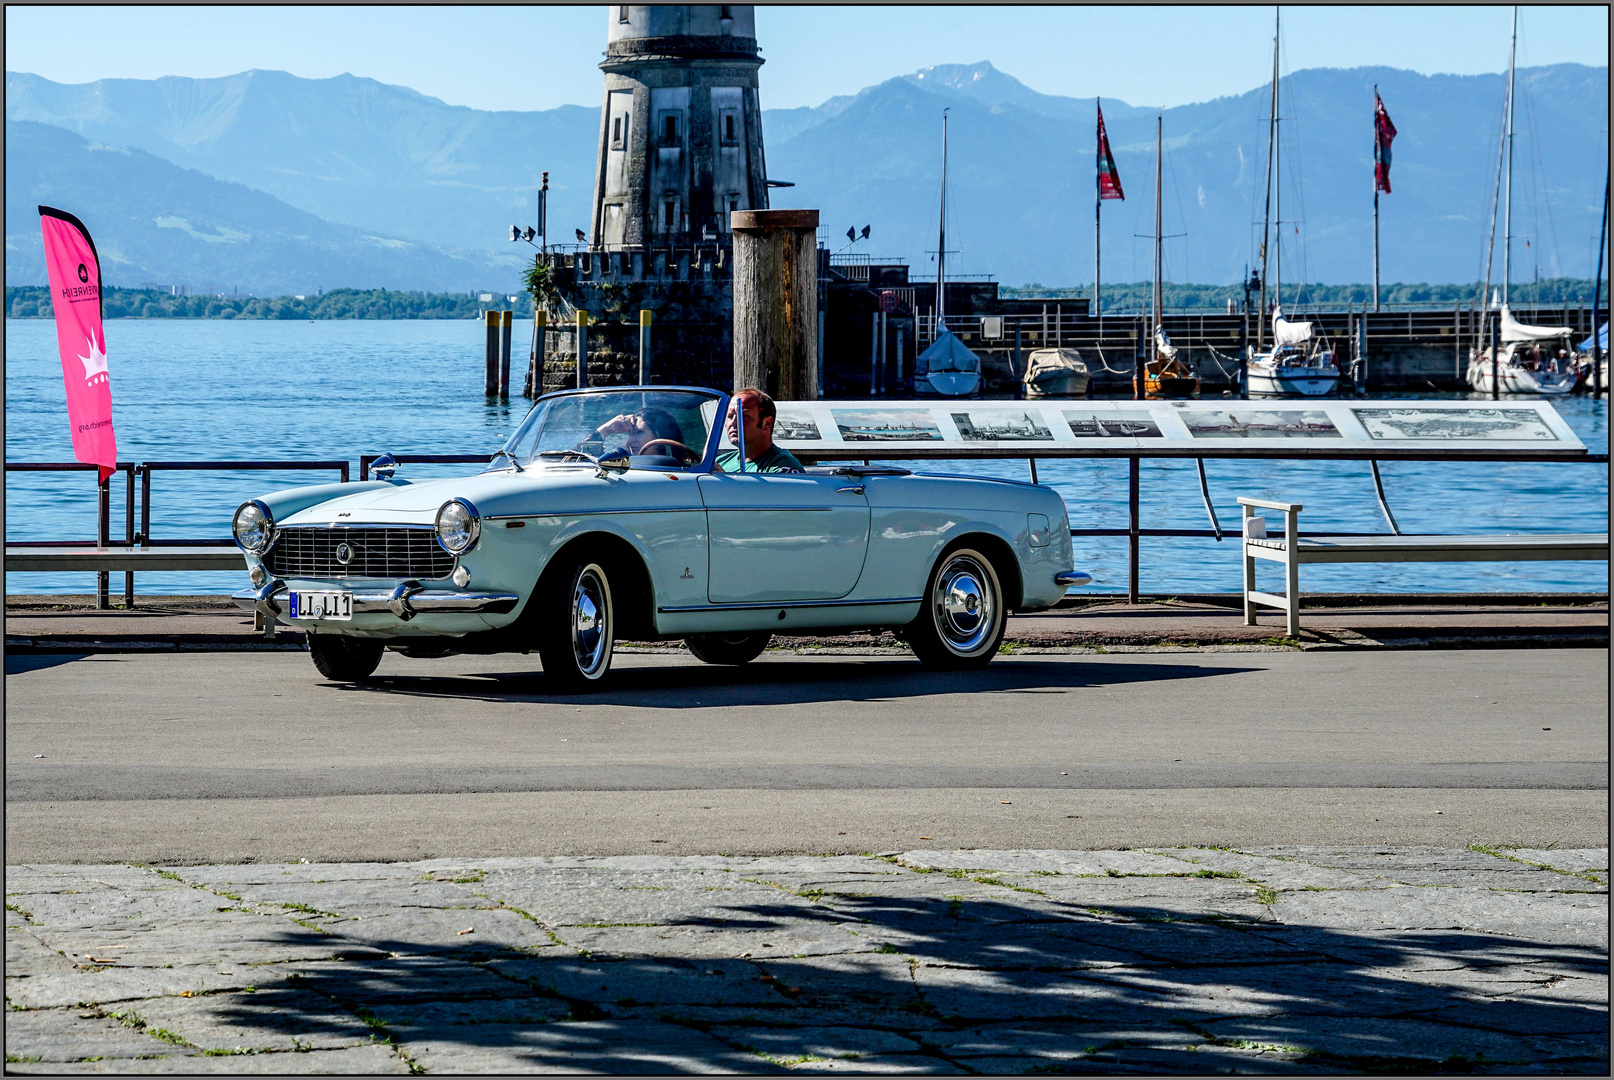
[5,318,1608,597]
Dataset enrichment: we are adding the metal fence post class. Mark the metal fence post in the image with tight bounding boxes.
[97,472,111,609]
[1128,456,1140,604]
[124,466,136,607]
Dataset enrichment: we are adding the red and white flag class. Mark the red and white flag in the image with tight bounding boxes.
[39,206,116,482]
[1374,91,1397,194]
[1097,104,1124,201]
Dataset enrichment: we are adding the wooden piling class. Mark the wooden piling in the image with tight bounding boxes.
[498,309,513,398]
[731,209,819,400]
[484,310,500,396]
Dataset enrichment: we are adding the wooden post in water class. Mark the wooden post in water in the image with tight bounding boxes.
[638,309,652,384]
[575,310,589,389]
[732,209,819,400]
[483,310,499,396]
[525,310,545,398]
[498,310,513,399]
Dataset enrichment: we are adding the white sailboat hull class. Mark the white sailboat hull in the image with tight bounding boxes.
[1247,369,1340,397]
[1465,360,1576,395]
[917,370,982,397]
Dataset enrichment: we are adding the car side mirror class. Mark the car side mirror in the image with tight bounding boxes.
[596,447,631,475]
[371,453,398,481]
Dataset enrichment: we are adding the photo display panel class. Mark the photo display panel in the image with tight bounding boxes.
[767,399,1585,455]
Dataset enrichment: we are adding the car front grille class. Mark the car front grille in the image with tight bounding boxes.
[264,526,454,580]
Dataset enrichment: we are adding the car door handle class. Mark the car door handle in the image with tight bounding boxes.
[836,485,865,495]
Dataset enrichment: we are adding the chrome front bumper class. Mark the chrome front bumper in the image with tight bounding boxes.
[1055,570,1092,588]
[233,579,519,621]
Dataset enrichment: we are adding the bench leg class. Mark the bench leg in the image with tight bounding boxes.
[1243,545,1257,625]
[1285,546,1301,639]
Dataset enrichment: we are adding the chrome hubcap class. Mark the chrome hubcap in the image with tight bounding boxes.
[571,566,610,677]
[933,554,996,654]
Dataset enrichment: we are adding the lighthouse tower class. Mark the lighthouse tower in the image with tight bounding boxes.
[592,5,769,247]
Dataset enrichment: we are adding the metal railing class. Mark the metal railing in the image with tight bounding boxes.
[8,447,1607,608]
[5,459,348,608]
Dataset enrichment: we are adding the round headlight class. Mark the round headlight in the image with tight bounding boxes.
[435,498,481,554]
[233,500,274,554]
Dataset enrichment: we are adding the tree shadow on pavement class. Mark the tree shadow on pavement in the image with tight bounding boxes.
[143,873,1608,1075]
[332,657,1261,708]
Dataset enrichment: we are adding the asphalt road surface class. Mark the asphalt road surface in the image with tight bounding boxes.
[6,648,1607,863]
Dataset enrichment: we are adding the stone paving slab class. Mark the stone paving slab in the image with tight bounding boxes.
[7,848,1608,1074]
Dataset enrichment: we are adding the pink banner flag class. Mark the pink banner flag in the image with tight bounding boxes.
[39,206,116,483]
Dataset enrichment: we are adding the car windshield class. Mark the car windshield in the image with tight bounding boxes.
[492,389,722,471]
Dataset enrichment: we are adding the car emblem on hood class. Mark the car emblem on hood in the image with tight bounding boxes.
[335,542,353,565]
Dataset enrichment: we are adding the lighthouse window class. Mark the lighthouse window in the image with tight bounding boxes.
[720,5,733,18]
[663,198,677,231]
[664,114,679,141]
[618,6,629,23]
[725,114,736,141]
[612,116,623,147]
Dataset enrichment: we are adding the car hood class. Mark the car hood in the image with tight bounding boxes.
[278,465,701,526]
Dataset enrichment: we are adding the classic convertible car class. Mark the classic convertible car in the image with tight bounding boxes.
[233,387,1081,687]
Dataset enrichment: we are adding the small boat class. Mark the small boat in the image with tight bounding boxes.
[1141,118,1198,399]
[1247,308,1341,397]
[1023,348,1090,397]
[1465,10,1576,397]
[1576,321,1608,389]
[1467,306,1577,394]
[1142,328,1198,398]
[915,330,982,397]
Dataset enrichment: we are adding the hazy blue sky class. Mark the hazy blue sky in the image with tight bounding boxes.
[5,5,1609,111]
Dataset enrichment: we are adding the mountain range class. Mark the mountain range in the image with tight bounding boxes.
[6,60,1608,294]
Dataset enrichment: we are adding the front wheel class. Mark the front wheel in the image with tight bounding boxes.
[536,557,615,690]
[308,633,385,682]
[685,631,771,666]
[905,547,1006,670]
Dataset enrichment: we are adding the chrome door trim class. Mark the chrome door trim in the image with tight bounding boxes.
[657,595,920,614]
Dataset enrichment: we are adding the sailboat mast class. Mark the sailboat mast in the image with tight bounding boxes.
[1095,99,1102,320]
[1153,115,1163,364]
[1257,7,1279,350]
[1501,6,1517,308]
[936,109,949,327]
[1273,7,1282,315]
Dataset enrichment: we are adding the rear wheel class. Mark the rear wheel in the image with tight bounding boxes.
[308,633,385,682]
[536,556,615,690]
[905,546,1006,670]
[685,631,771,666]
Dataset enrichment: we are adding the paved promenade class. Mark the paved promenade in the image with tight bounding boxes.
[6,848,1607,1074]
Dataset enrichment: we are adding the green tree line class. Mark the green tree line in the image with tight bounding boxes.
[1003,278,1611,311]
[6,286,535,321]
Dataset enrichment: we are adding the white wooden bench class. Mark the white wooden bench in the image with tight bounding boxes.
[1238,497,1610,637]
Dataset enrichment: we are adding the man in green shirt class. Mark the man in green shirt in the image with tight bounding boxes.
[715,388,805,473]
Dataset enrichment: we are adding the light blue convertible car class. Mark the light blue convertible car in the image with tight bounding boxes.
[233,387,1080,687]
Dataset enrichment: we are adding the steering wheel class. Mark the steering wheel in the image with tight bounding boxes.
[636,438,700,465]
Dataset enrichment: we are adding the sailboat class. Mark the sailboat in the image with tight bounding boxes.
[1246,9,1340,398]
[915,109,982,397]
[1140,116,1198,398]
[1465,9,1577,396]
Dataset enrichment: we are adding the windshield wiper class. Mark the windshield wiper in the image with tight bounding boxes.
[488,448,524,472]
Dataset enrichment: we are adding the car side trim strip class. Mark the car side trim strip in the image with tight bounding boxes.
[657,596,921,613]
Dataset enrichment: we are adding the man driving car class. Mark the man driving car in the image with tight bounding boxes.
[716,388,804,474]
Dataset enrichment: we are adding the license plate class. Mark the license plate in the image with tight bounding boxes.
[289,590,352,621]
